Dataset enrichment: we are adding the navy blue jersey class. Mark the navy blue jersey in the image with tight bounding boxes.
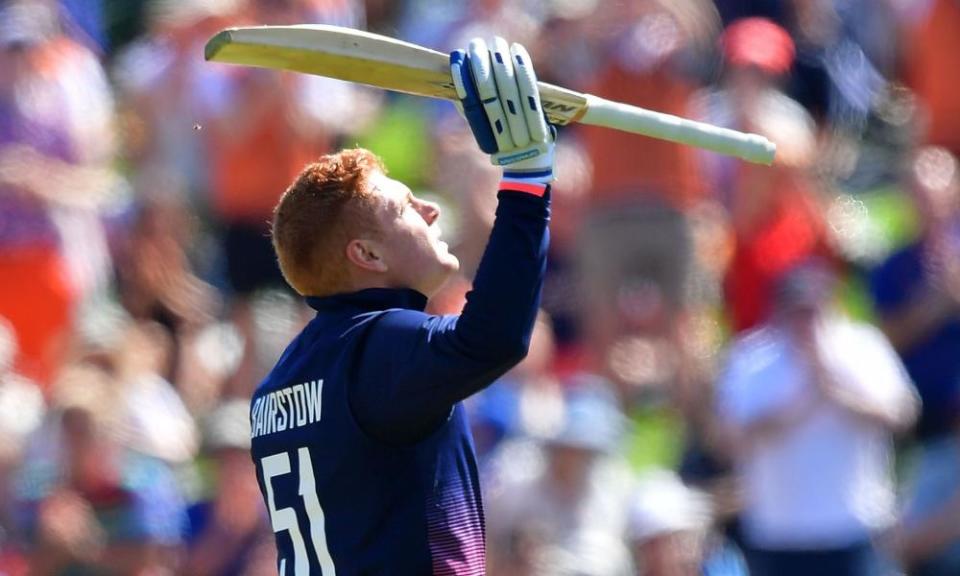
[250,187,550,575]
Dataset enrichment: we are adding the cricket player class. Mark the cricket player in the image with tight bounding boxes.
[250,36,554,575]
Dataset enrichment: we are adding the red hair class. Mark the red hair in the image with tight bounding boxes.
[271,148,385,296]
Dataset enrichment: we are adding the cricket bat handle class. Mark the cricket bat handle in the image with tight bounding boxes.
[534,80,775,165]
[578,94,776,165]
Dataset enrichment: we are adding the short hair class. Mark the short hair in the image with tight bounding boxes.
[271,148,385,296]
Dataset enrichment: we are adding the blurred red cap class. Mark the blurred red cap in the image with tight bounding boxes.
[722,17,795,75]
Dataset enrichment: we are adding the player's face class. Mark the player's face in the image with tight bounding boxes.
[368,172,459,296]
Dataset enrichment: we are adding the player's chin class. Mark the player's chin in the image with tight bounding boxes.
[434,242,459,270]
[439,252,460,272]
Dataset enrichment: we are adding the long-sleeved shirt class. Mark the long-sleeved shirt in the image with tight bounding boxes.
[250,185,550,575]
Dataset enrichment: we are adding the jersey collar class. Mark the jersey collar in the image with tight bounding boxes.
[305,288,429,313]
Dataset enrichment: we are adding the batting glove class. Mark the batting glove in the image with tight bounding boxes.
[450,37,556,186]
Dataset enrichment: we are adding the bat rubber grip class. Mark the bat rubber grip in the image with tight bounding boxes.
[580,95,776,165]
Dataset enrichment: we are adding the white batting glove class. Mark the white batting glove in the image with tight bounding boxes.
[450,37,556,186]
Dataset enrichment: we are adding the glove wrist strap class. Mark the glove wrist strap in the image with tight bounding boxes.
[499,180,548,197]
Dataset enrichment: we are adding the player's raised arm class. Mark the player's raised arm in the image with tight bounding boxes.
[351,37,554,442]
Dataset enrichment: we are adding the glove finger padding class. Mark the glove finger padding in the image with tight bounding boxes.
[450,49,498,154]
[510,42,550,145]
[489,36,530,148]
[451,38,556,185]
[467,38,514,152]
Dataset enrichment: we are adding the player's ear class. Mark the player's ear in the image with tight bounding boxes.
[345,239,388,273]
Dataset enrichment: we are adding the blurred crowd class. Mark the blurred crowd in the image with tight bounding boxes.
[1,0,959,575]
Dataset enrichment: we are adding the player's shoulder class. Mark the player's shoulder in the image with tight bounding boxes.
[358,309,459,359]
[364,308,454,334]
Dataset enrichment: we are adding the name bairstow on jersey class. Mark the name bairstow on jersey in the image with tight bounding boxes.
[250,379,324,438]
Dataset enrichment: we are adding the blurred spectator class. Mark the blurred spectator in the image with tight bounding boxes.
[697,17,800,197]
[785,0,895,127]
[628,470,747,576]
[900,0,960,158]
[110,320,200,466]
[669,302,740,529]
[0,0,117,388]
[574,1,717,389]
[111,0,240,191]
[579,0,714,208]
[870,146,960,575]
[697,17,832,333]
[780,0,912,196]
[112,167,220,386]
[201,6,327,286]
[71,297,201,465]
[181,399,274,576]
[716,261,918,576]
[14,363,187,575]
[485,382,634,576]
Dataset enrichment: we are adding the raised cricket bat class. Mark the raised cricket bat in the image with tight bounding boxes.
[205,25,776,165]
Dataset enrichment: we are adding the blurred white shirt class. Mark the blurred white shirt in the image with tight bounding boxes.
[717,315,916,549]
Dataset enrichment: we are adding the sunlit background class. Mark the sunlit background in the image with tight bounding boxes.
[0,0,958,575]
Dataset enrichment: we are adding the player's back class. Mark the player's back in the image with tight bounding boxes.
[249,291,486,576]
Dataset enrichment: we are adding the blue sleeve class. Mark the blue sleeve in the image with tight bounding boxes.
[351,187,550,442]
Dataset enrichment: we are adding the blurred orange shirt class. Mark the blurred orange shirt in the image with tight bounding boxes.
[904,0,960,156]
[580,62,705,210]
[207,77,327,225]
